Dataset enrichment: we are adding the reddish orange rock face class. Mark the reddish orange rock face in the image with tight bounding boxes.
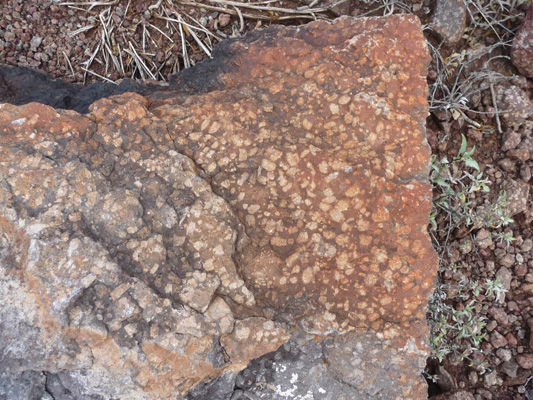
[0,15,436,400]
[151,15,436,335]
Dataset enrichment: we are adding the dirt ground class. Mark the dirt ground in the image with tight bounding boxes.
[1,0,532,398]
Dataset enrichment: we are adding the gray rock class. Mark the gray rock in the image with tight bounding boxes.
[0,370,46,400]
[476,228,492,249]
[501,129,522,151]
[495,84,533,127]
[496,348,512,362]
[428,0,467,44]
[449,390,476,400]
[183,372,237,400]
[30,36,42,52]
[468,371,479,386]
[192,330,431,399]
[484,370,502,386]
[231,333,363,400]
[500,359,519,378]
[45,373,104,400]
[322,331,428,398]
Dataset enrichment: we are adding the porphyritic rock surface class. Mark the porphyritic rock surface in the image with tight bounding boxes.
[0,15,436,400]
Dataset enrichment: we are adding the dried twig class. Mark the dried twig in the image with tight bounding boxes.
[81,67,118,84]
[61,0,347,82]
[62,51,76,77]
[67,25,95,37]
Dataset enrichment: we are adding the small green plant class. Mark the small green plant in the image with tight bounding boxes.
[480,193,515,230]
[428,134,512,364]
[492,230,516,247]
[428,275,506,365]
[430,134,491,234]
[430,134,514,235]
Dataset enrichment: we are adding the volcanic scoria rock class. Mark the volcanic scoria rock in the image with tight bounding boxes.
[0,15,436,400]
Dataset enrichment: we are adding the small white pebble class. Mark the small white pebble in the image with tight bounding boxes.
[12,118,26,126]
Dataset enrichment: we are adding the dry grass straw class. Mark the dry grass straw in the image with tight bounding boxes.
[425,0,523,141]
[60,0,346,82]
[176,0,349,20]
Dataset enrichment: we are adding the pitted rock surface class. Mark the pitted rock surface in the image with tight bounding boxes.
[151,15,435,335]
[0,15,436,400]
[427,0,467,44]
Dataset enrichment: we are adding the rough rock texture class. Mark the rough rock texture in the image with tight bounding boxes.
[428,0,467,44]
[495,83,533,127]
[0,15,436,400]
[205,331,426,399]
[502,178,530,217]
[511,5,533,78]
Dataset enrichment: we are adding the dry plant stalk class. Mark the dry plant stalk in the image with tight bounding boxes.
[60,0,343,82]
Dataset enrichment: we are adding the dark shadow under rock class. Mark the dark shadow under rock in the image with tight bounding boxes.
[0,64,158,114]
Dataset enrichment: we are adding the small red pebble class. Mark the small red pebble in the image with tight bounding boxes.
[516,354,533,369]
[219,13,231,27]
[506,333,518,346]
[507,301,519,311]
[515,264,528,277]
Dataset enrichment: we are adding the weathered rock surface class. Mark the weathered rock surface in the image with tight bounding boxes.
[0,15,436,400]
[495,83,533,128]
[428,0,467,44]
[512,5,533,78]
[195,331,427,399]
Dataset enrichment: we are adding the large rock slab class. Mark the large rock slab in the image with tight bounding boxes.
[152,14,434,336]
[0,15,436,400]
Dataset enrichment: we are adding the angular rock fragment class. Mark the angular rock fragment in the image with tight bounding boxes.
[428,0,467,44]
[495,84,533,127]
[502,178,530,217]
[512,5,533,78]
[0,15,436,400]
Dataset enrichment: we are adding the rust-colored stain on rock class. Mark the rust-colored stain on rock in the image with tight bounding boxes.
[0,15,436,400]
[152,15,435,333]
